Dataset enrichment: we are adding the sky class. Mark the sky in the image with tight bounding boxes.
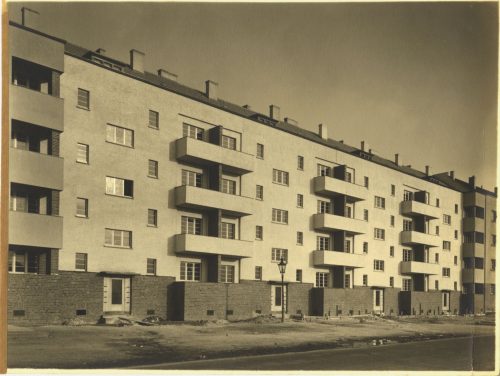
[8,1,498,190]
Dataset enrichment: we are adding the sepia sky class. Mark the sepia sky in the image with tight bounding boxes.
[8,2,498,190]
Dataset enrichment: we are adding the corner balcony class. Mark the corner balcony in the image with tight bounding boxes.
[462,243,485,258]
[9,148,64,190]
[400,261,440,275]
[313,176,368,201]
[175,185,254,217]
[400,231,440,247]
[400,200,440,219]
[10,85,64,132]
[313,250,366,268]
[462,269,485,284]
[9,211,63,249]
[174,233,253,258]
[176,137,254,175]
[462,217,484,233]
[313,213,368,234]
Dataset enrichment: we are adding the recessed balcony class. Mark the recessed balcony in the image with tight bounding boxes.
[175,185,254,216]
[462,243,485,258]
[400,200,440,219]
[400,231,441,247]
[10,84,64,132]
[174,233,253,258]
[10,148,64,190]
[462,269,484,284]
[313,213,368,234]
[313,250,366,268]
[400,261,440,275]
[462,217,484,233]
[313,176,368,201]
[176,137,254,175]
[9,211,63,249]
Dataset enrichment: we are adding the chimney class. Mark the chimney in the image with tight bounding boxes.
[395,154,399,165]
[468,176,476,188]
[205,80,218,100]
[130,49,145,73]
[361,141,365,151]
[284,117,298,126]
[495,187,498,196]
[269,105,281,121]
[96,48,107,55]
[449,171,455,179]
[21,7,40,28]
[157,69,178,82]
[243,105,252,110]
[318,124,328,140]
[425,165,430,176]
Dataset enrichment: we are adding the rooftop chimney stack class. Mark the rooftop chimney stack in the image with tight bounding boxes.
[495,187,498,196]
[205,80,218,100]
[21,7,40,28]
[284,117,298,126]
[361,141,365,151]
[468,176,476,188]
[130,49,145,73]
[425,165,430,176]
[269,105,281,121]
[318,124,328,140]
[158,69,178,82]
[449,171,455,179]
[395,154,399,166]
[96,48,107,55]
[243,105,252,110]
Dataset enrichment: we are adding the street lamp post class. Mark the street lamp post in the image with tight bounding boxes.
[277,257,287,323]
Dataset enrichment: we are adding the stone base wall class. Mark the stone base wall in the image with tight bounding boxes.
[287,282,313,315]
[399,291,451,315]
[463,289,496,314]
[131,275,176,319]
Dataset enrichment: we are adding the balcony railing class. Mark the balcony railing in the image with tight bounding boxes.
[462,217,485,233]
[174,233,253,258]
[313,250,366,268]
[313,213,368,234]
[400,200,440,219]
[313,176,368,201]
[462,243,486,258]
[400,230,441,247]
[10,148,64,190]
[9,211,63,249]
[462,269,485,284]
[400,261,440,275]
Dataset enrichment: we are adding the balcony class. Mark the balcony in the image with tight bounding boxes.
[9,211,63,249]
[10,85,64,132]
[462,217,484,233]
[400,261,440,275]
[313,213,368,234]
[462,243,485,258]
[313,250,366,268]
[175,185,254,216]
[400,231,441,247]
[174,233,253,258]
[463,192,483,208]
[176,137,254,175]
[400,200,440,219]
[10,148,64,190]
[313,176,368,201]
[462,269,485,284]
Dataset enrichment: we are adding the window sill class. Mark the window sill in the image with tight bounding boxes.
[103,245,132,249]
[147,224,158,228]
[74,269,87,272]
[147,175,159,179]
[272,182,289,187]
[271,221,288,225]
[105,140,134,149]
[148,125,159,130]
[76,105,90,111]
[75,215,89,219]
[105,193,134,199]
[76,160,89,165]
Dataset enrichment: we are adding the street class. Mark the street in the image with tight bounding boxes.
[132,335,495,371]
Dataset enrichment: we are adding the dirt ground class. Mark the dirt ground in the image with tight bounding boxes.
[7,314,495,369]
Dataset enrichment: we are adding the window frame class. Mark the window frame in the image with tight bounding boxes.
[76,197,89,218]
[104,228,132,248]
[272,169,289,186]
[106,123,134,148]
[148,110,159,129]
[76,143,89,164]
[147,209,158,227]
[75,252,88,272]
[146,258,157,275]
[271,248,288,263]
[374,196,386,209]
[148,160,159,179]
[77,88,90,109]
[272,208,288,224]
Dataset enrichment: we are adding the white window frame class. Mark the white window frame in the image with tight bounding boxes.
[374,196,386,209]
[220,222,236,239]
[221,178,237,195]
[148,209,158,227]
[148,160,159,178]
[181,216,202,235]
[374,259,385,271]
[180,261,201,281]
[374,228,385,240]
[75,252,88,271]
[76,197,88,218]
[76,143,89,164]
[272,208,288,224]
[256,225,263,240]
[256,185,264,200]
[105,176,133,198]
[77,88,90,109]
[221,135,237,150]
[316,272,328,287]
[271,248,288,263]
[104,228,132,248]
[256,143,264,159]
[297,194,304,208]
[297,155,304,170]
[220,264,235,283]
[106,124,134,147]
[272,169,289,186]
[297,232,303,245]
[183,123,204,140]
[182,169,202,187]
[146,258,157,275]
[317,236,330,251]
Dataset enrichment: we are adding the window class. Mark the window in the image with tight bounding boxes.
[148,209,158,227]
[364,209,369,221]
[182,170,202,187]
[455,204,459,214]
[454,230,458,240]
[75,253,88,271]
[374,228,385,240]
[255,266,262,281]
[490,285,496,295]
[492,235,496,246]
[220,265,235,283]
[296,232,303,245]
[105,229,132,248]
[180,261,201,281]
[317,200,331,214]
[345,205,353,218]
[256,226,263,240]
[272,209,288,224]
[403,219,413,231]
[364,176,369,188]
[221,179,236,195]
[443,241,451,250]
[316,272,328,287]
[344,239,352,252]
[272,169,289,185]
[148,110,159,129]
[344,274,351,288]
[8,250,39,274]
[363,242,368,253]
[181,216,202,235]
[403,249,412,262]
[271,248,288,262]
[256,143,264,159]
[374,196,385,209]
[220,222,235,239]
[435,253,439,263]
[435,226,440,235]
[183,123,204,140]
[147,258,157,275]
[454,282,458,291]
[296,269,302,282]
[105,177,133,197]
[77,88,89,109]
[374,260,385,271]
[443,214,451,225]
[442,268,450,277]
[436,198,440,207]
[215,133,236,150]
[76,198,88,218]
[106,124,134,147]
[344,170,353,183]
[389,277,394,287]
[391,184,396,196]
[454,256,458,265]
[317,164,331,177]
[492,260,496,271]
[297,194,304,208]
[402,279,412,291]
[297,156,304,170]
[403,190,413,201]
[317,236,330,251]
[390,215,395,227]
[76,143,89,164]
[148,160,158,178]
[256,185,263,200]
[10,194,27,212]
[389,246,394,257]
[435,280,439,290]
[464,232,485,244]
[362,275,368,286]
[493,210,497,223]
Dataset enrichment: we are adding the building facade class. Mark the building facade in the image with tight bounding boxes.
[7,19,497,324]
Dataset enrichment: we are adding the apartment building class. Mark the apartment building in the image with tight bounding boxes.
[7,18,496,324]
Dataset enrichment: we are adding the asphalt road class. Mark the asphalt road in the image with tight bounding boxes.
[133,335,495,371]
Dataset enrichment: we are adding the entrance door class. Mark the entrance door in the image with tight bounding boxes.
[271,284,287,312]
[373,289,384,313]
[442,292,450,312]
[103,277,131,313]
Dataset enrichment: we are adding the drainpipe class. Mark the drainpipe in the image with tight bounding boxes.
[483,194,486,313]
